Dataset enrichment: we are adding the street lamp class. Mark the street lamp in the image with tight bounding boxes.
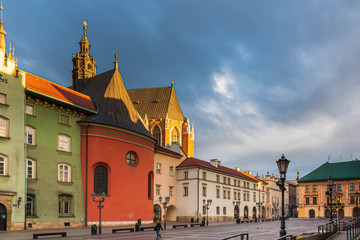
[355,191,359,219]
[233,200,241,222]
[203,199,212,226]
[159,196,170,229]
[325,175,334,222]
[257,182,263,222]
[276,154,290,237]
[91,192,106,235]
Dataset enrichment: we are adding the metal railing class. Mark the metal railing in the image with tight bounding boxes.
[317,218,341,240]
[219,233,249,240]
[346,218,360,240]
[275,234,296,240]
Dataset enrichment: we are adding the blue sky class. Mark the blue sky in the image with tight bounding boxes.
[5,0,360,179]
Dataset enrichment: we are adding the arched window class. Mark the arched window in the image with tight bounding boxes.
[152,125,161,145]
[148,171,154,199]
[171,127,179,143]
[94,165,108,194]
[26,126,36,145]
[58,164,71,182]
[0,154,8,176]
[0,116,9,138]
[27,158,36,179]
[309,209,315,218]
[244,206,248,219]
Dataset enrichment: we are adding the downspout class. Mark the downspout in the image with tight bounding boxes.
[85,124,90,226]
[24,93,27,230]
[197,167,200,222]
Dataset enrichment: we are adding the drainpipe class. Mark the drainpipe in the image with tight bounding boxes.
[23,93,27,230]
[85,124,90,226]
[197,167,200,222]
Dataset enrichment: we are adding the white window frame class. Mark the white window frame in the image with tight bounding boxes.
[169,166,174,176]
[27,158,36,179]
[169,186,173,196]
[183,186,188,196]
[58,163,71,182]
[26,105,35,116]
[58,134,71,152]
[26,126,36,145]
[0,116,9,137]
[0,93,7,105]
[156,185,161,195]
[0,154,8,176]
[156,163,161,174]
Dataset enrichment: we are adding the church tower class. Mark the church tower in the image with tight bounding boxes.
[72,21,96,91]
[0,3,16,72]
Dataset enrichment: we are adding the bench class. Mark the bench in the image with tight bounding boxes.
[141,226,155,231]
[33,232,66,239]
[173,224,188,229]
[190,223,203,227]
[112,228,134,233]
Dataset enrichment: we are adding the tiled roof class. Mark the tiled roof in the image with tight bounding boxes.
[155,145,183,158]
[25,72,96,112]
[177,157,260,182]
[298,160,360,182]
[127,86,185,121]
[79,69,153,139]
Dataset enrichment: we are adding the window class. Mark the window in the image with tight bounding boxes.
[202,186,207,197]
[350,183,355,191]
[94,165,108,194]
[234,191,237,200]
[216,187,220,198]
[169,186,173,196]
[152,125,161,144]
[202,171,207,180]
[228,178,230,185]
[337,184,342,191]
[312,185,317,192]
[169,166,174,176]
[156,163,161,174]
[223,177,226,183]
[0,154,7,176]
[228,190,230,199]
[244,193,246,201]
[156,185,161,195]
[247,193,249,201]
[234,179,236,185]
[313,197,317,205]
[183,186,188,196]
[58,195,72,216]
[59,114,70,125]
[0,93,6,105]
[26,105,34,115]
[203,206,206,215]
[238,192,241,201]
[184,171,188,179]
[253,193,256,202]
[306,197,310,205]
[243,182,246,188]
[305,185,310,192]
[247,182,249,189]
[216,206,220,215]
[350,196,355,204]
[26,126,36,145]
[58,134,71,152]
[148,172,153,199]
[27,158,36,179]
[254,184,256,190]
[26,196,34,216]
[223,190,226,199]
[216,175,220,182]
[58,164,71,182]
[238,180,240,187]
[171,127,179,143]
[126,152,137,166]
[223,207,227,215]
[0,116,9,137]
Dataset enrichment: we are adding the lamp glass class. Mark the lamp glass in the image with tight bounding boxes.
[276,154,290,175]
[101,192,106,198]
[91,192,96,199]
[327,176,334,186]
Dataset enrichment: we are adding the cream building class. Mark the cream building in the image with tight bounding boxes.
[176,158,266,222]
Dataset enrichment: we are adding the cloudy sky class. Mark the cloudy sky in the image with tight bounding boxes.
[5,0,360,179]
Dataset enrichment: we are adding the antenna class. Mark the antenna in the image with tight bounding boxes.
[351,154,353,160]
[340,155,341,161]
[327,155,330,162]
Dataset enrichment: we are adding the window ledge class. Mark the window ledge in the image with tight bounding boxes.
[59,215,75,218]
[0,136,10,140]
[57,150,72,155]
[26,215,39,219]
[27,178,38,182]
[57,181,73,185]
[0,103,9,107]
[59,123,71,127]
[0,175,10,178]
[27,144,37,148]
[26,114,36,117]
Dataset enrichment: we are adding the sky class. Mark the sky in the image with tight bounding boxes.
[5,0,360,180]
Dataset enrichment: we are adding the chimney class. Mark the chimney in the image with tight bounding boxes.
[235,167,240,171]
[210,159,221,168]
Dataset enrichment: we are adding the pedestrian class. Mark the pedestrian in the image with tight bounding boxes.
[155,219,163,239]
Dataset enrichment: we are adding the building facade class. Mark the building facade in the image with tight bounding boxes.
[298,160,360,219]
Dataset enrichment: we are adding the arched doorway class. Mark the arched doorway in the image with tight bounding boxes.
[332,209,337,218]
[153,204,161,222]
[234,205,239,219]
[309,209,315,218]
[353,207,360,218]
[252,207,257,220]
[261,206,266,219]
[0,204,6,231]
[338,209,344,218]
[244,206,248,219]
[167,205,177,221]
[325,209,330,218]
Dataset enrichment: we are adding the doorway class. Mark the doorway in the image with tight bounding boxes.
[0,204,6,231]
[153,204,161,222]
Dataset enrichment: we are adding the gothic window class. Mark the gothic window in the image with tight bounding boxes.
[171,127,179,143]
[94,165,108,194]
[152,125,161,144]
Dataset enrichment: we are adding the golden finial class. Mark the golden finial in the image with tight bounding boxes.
[115,51,118,61]
[114,51,118,69]
[83,21,87,36]
[171,76,174,87]
[0,2,3,11]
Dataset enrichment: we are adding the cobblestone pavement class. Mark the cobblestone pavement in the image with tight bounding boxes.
[0,218,349,240]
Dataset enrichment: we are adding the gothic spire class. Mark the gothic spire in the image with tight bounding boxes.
[0,2,7,51]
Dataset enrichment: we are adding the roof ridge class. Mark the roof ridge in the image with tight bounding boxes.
[128,86,172,91]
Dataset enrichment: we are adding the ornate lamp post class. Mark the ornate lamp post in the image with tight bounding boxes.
[159,196,170,230]
[276,154,290,237]
[91,192,106,235]
[355,191,359,218]
[325,175,334,222]
[233,200,241,221]
[203,199,212,226]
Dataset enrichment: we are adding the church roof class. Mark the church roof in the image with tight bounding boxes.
[25,72,96,113]
[79,68,153,138]
[177,157,261,182]
[127,86,185,121]
[298,160,360,183]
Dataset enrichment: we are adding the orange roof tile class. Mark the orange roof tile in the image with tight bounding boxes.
[25,72,96,112]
